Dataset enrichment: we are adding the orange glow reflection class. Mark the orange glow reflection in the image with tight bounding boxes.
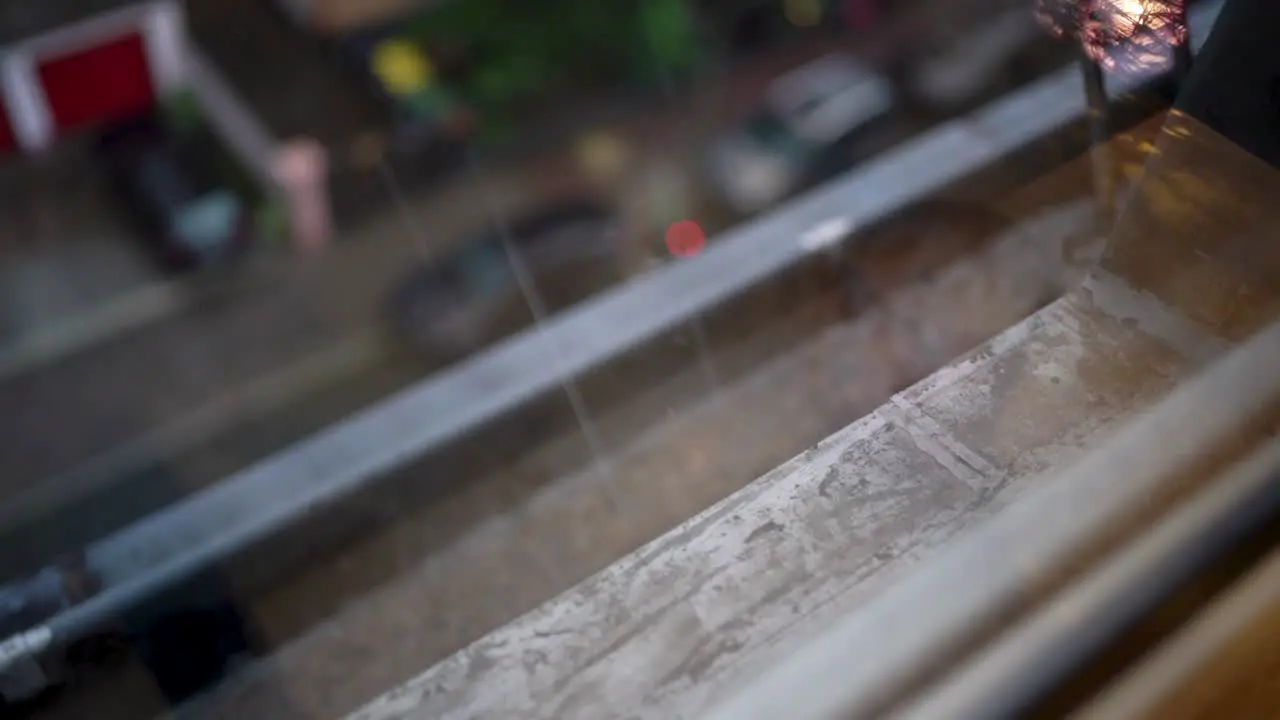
[1036,0,1188,73]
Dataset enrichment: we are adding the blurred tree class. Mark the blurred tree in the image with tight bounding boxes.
[407,0,699,112]
[636,0,699,81]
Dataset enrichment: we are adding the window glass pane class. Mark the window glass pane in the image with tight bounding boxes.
[4,2,1263,719]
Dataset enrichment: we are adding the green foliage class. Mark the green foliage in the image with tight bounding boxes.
[254,196,291,247]
[407,0,700,111]
[636,0,698,81]
[159,89,205,136]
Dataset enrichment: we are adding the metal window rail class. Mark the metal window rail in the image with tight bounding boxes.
[0,0,1224,679]
[893,440,1280,719]
[1074,534,1280,718]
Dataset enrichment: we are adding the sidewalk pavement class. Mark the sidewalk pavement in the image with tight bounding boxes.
[0,140,168,371]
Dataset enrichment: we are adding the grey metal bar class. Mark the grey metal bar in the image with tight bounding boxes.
[1075,548,1280,719]
[895,441,1280,719]
[2,0,1222,667]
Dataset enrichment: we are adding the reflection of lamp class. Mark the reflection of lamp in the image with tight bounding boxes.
[1034,0,1193,227]
[1036,0,1191,78]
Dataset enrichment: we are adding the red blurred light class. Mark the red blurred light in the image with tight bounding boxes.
[665,220,706,258]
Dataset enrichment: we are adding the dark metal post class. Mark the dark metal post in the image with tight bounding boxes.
[1080,57,1116,226]
[1171,2,1195,83]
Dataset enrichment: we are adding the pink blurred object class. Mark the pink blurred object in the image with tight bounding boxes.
[842,0,881,31]
[272,138,333,253]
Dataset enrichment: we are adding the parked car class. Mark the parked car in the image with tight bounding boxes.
[705,53,898,215]
[904,6,1049,111]
[387,198,627,361]
[96,115,253,273]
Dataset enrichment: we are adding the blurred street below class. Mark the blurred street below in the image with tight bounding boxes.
[0,0,1073,502]
[0,0,1112,717]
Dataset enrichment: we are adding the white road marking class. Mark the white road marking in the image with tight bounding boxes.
[799,216,854,252]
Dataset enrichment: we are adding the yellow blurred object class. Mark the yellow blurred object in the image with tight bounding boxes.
[372,38,434,97]
[784,0,823,27]
[576,131,630,182]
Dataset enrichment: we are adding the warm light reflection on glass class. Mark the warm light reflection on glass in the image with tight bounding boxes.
[1035,0,1187,73]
